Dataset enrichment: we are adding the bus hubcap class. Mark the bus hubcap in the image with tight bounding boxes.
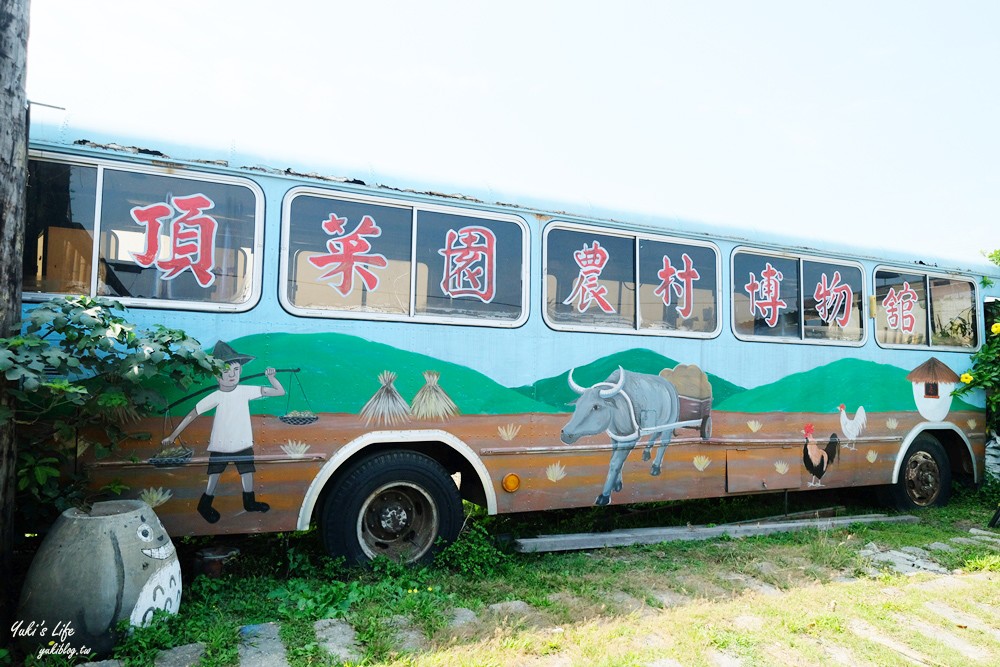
[904,451,940,506]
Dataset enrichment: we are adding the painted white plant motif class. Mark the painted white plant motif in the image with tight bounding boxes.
[886,418,899,431]
[693,455,711,472]
[968,419,978,431]
[139,487,173,508]
[281,440,310,458]
[747,420,763,433]
[498,424,522,441]
[546,461,567,482]
[866,449,878,463]
[774,461,789,475]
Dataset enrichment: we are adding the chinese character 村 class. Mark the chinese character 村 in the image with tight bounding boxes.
[130,193,219,288]
[563,241,615,314]
[439,226,496,303]
[653,253,700,320]
[308,212,388,297]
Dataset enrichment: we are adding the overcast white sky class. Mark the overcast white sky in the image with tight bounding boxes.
[24,1,1000,266]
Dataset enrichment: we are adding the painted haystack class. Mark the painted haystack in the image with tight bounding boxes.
[411,371,459,420]
[361,371,411,426]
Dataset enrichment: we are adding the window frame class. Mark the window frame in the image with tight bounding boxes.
[25,150,265,313]
[873,264,981,352]
[730,246,868,347]
[279,186,530,328]
[542,221,722,338]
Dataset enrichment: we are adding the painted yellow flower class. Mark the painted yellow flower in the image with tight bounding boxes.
[961,372,974,384]
[992,322,1000,335]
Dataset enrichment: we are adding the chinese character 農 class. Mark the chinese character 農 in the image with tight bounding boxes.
[563,241,615,314]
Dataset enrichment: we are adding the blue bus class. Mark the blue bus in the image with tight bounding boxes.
[21,122,995,566]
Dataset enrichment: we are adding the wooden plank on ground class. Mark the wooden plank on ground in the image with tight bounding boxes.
[514,514,919,553]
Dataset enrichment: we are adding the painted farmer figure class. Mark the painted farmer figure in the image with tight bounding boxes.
[163,341,284,523]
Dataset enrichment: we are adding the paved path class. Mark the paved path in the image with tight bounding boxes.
[77,527,1000,667]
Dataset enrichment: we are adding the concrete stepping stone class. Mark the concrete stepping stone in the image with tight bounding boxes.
[950,536,1000,550]
[859,543,948,575]
[154,643,205,667]
[847,618,933,665]
[238,623,289,667]
[895,613,990,662]
[448,607,478,628]
[314,619,361,664]
[924,601,1000,642]
[388,615,429,652]
[925,541,958,553]
[968,528,1000,545]
[487,600,533,616]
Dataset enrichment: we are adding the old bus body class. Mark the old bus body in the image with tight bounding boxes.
[21,125,996,564]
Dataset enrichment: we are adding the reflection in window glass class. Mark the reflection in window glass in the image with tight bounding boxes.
[99,170,257,304]
[286,195,412,314]
[638,240,718,332]
[802,261,863,342]
[24,160,98,295]
[733,253,799,338]
[875,270,927,346]
[414,211,523,320]
[930,277,977,348]
[546,229,635,329]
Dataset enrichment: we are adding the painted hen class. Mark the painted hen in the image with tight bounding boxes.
[838,404,866,450]
[802,423,839,487]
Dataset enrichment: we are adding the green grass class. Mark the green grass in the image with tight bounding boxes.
[15,479,1000,666]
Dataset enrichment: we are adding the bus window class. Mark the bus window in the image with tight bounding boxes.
[637,239,718,333]
[545,228,635,330]
[98,170,258,305]
[414,210,524,321]
[285,194,413,315]
[930,277,978,348]
[802,260,864,342]
[875,270,929,346]
[732,251,800,339]
[24,160,98,295]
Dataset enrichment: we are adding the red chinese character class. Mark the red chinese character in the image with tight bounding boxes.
[882,282,918,333]
[308,213,388,296]
[653,253,700,320]
[813,271,854,328]
[744,262,787,328]
[130,194,219,288]
[563,241,615,314]
[439,226,496,303]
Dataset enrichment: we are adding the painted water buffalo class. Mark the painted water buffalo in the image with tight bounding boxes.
[561,367,681,505]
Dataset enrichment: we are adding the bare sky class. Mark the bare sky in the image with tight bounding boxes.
[25,1,1000,266]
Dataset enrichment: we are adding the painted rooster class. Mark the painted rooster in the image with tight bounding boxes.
[802,423,839,487]
[838,404,866,450]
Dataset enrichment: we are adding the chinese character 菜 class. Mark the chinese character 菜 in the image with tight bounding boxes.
[744,262,787,328]
[653,253,700,320]
[130,193,219,288]
[439,226,496,303]
[563,241,616,314]
[308,212,388,296]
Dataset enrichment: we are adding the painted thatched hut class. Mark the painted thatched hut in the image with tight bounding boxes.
[906,357,960,421]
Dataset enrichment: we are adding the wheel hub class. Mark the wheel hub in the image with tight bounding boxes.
[904,451,941,505]
[379,502,410,533]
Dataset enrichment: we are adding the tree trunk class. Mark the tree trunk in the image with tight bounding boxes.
[0,0,29,634]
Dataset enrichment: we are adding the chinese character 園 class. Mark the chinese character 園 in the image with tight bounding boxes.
[439,226,497,303]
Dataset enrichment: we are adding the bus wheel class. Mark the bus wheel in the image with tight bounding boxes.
[321,450,462,566]
[888,436,952,510]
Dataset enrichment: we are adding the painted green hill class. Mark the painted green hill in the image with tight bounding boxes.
[159,332,560,416]
[715,357,977,413]
[515,348,745,412]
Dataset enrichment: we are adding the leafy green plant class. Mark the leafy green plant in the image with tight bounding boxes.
[434,520,508,579]
[0,296,222,528]
[955,273,1000,436]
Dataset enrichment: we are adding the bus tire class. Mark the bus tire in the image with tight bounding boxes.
[887,435,952,510]
[320,450,463,566]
